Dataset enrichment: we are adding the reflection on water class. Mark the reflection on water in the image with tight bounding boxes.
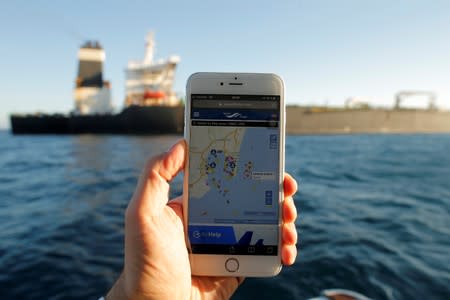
[64,134,182,216]
[70,134,181,171]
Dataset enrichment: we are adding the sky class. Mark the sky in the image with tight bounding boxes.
[1,0,450,128]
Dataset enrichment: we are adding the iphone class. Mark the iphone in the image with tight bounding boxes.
[183,72,285,276]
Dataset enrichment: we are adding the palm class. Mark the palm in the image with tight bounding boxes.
[167,201,240,300]
[124,200,190,299]
[126,194,238,299]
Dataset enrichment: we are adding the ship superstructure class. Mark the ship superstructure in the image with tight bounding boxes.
[73,41,113,115]
[10,33,184,134]
[125,32,180,107]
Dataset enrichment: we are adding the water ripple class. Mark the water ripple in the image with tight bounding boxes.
[0,132,449,299]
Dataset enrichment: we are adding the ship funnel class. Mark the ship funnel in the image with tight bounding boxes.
[74,41,113,115]
[77,41,105,87]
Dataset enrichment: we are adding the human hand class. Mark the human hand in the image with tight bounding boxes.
[106,139,298,300]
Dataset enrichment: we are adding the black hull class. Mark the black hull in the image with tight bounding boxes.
[10,106,184,135]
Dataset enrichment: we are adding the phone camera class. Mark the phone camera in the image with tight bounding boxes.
[220,82,224,86]
[234,77,237,80]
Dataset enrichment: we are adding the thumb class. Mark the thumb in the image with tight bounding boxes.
[129,139,186,217]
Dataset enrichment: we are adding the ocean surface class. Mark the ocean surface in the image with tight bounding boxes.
[0,131,449,300]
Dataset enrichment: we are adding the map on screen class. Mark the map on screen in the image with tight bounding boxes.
[188,126,279,225]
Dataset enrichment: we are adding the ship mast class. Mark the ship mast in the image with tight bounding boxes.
[144,32,155,65]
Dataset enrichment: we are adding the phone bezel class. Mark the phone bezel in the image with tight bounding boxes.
[183,72,285,277]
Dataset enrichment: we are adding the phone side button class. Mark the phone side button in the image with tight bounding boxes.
[225,258,239,272]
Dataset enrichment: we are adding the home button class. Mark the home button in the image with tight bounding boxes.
[225,258,239,272]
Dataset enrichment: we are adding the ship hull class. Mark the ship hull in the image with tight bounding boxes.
[10,105,184,135]
[286,107,450,134]
[10,106,450,135]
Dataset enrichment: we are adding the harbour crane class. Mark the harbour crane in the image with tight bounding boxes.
[394,91,437,110]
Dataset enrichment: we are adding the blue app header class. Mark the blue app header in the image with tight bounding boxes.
[191,109,279,121]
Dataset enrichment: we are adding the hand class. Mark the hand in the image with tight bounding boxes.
[106,139,298,300]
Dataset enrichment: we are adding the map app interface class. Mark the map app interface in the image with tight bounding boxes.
[188,94,280,256]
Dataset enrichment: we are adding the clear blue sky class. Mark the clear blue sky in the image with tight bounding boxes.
[1,0,450,128]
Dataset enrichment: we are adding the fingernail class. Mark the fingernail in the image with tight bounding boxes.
[166,139,183,154]
[166,143,177,155]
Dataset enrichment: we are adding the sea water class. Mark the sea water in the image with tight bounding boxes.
[0,131,449,299]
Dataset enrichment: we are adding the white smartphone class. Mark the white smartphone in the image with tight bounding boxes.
[183,72,285,277]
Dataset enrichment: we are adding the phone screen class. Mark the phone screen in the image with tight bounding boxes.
[188,94,281,256]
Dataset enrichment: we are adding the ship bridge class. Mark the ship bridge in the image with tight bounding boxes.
[124,32,180,107]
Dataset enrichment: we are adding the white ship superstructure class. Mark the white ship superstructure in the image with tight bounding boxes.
[125,32,180,107]
[73,41,113,115]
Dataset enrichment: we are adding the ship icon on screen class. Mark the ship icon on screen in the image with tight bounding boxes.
[237,231,265,246]
[223,112,249,119]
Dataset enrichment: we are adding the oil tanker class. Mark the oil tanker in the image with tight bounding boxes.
[10,32,184,134]
[10,33,450,135]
